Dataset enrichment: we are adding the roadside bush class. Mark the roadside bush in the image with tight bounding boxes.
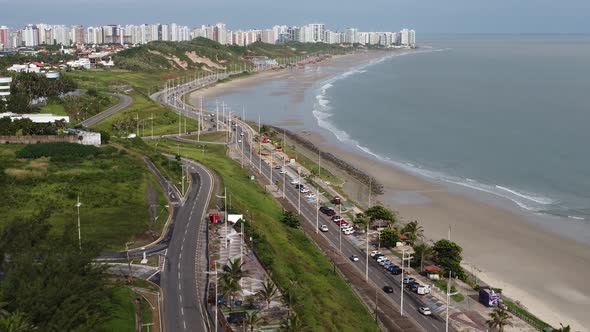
[16,142,101,159]
[280,210,300,228]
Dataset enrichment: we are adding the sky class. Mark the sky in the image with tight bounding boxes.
[1,0,589,34]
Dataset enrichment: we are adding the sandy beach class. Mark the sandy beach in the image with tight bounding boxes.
[190,51,590,330]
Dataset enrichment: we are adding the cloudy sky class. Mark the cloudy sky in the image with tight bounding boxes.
[1,0,589,33]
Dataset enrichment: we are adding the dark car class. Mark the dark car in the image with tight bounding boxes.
[383,286,394,293]
[387,265,400,272]
[326,209,336,217]
[391,269,403,275]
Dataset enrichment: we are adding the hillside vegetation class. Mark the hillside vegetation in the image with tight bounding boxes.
[114,37,349,72]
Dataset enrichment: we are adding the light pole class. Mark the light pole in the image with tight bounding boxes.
[297,167,301,215]
[339,203,342,253]
[216,188,228,248]
[125,241,135,277]
[76,195,82,250]
[446,271,452,332]
[204,261,219,332]
[400,249,413,316]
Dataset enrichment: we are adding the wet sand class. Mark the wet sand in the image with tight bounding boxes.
[189,52,590,330]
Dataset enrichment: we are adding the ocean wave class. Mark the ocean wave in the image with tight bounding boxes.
[495,185,554,205]
[568,215,585,220]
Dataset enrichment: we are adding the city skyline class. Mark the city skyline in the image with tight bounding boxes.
[1,0,589,34]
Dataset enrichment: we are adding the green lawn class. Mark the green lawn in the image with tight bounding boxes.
[184,131,227,143]
[150,139,377,331]
[283,144,342,185]
[0,143,167,251]
[40,101,67,115]
[91,92,199,137]
[101,287,137,331]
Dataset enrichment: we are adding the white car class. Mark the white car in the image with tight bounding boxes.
[418,307,432,316]
[370,250,382,257]
[379,259,390,266]
[319,224,329,232]
[279,169,287,174]
[238,139,242,143]
[290,179,299,185]
[341,226,353,232]
[300,188,310,193]
[344,229,355,235]
[240,132,244,136]
[376,256,387,263]
[350,255,359,262]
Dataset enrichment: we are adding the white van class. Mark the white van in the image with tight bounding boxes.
[416,285,431,295]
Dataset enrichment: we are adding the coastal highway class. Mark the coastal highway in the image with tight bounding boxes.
[161,159,213,332]
[231,121,452,332]
[80,93,133,127]
[163,75,451,331]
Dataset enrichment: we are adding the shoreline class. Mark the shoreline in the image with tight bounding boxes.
[188,51,590,330]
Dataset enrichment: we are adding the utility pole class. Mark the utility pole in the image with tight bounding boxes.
[125,241,134,277]
[198,95,203,142]
[366,221,369,281]
[258,113,261,174]
[446,271,452,332]
[297,167,301,215]
[76,195,82,250]
[339,203,342,252]
[204,262,219,332]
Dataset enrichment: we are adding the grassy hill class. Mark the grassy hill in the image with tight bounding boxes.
[114,38,349,72]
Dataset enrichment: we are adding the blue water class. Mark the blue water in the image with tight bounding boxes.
[315,35,590,222]
[207,35,590,229]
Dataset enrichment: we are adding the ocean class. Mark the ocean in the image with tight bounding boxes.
[207,35,590,235]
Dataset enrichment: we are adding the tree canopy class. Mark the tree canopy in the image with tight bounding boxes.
[432,239,464,277]
[365,205,395,223]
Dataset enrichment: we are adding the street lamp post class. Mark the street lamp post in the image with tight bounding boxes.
[125,241,135,277]
[216,188,229,248]
[297,167,301,215]
[339,203,342,252]
[400,249,413,316]
[76,195,82,250]
[204,262,219,332]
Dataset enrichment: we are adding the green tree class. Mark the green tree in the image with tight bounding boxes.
[486,307,512,332]
[365,205,395,226]
[412,242,432,273]
[380,228,400,248]
[401,221,424,245]
[219,274,241,312]
[280,210,300,228]
[0,212,113,331]
[280,313,307,332]
[256,278,278,309]
[432,239,464,277]
[0,310,36,332]
[242,311,264,332]
[353,213,369,228]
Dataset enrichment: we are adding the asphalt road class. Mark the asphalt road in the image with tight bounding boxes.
[161,159,213,332]
[80,93,133,127]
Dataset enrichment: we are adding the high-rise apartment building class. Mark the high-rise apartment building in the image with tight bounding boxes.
[0,26,9,49]
[309,23,325,43]
[23,25,39,47]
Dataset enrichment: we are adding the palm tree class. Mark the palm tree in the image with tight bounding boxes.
[555,323,571,332]
[282,280,299,316]
[412,242,432,273]
[402,221,424,245]
[222,257,245,285]
[219,273,242,312]
[242,311,264,332]
[257,278,279,309]
[280,313,306,332]
[486,307,512,332]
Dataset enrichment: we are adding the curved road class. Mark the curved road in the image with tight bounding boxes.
[161,159,213,332]
[80,93,133,127]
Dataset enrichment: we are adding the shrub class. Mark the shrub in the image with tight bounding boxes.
[16,142,101,159]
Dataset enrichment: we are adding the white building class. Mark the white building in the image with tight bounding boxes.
[23,24,39,47]
[0,112,70,123]
[345,28,358,44]
[308,23,325,43]
[0,77,11,100]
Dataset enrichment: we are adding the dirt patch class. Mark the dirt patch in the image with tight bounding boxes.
[185,52,226,70]
[148,50,188,70]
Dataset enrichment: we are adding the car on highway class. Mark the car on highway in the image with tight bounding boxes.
[418,307,432,316]
[300,188,310,193]
[370,250,382,257]
[383,286,394,293]
[240,132,244,136]
[279,169,287,174]
[290,179,299,185]
[304,193,315,199]
[238,139,242,143]
[350,255,359,262]
[295,184,304,189]
[274,165,282,169]
[319,224,329,232]
[403,277,416,284]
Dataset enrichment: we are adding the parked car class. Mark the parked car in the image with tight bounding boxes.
[341,225,353,231]
[418,307,432,316]
[290,179,299,185]
[295,184,303,189]
[379,259,391,266]
[319,206,331,214]
[279,169,287,174]
[374,253,384,260]
[300,188,310,193]
[410,283,420,292]
[417,285,431,295]
[319,224,329,232]
[376,256,387,263]
[391,269,403,275]
[326,209,336,217]
[343,229,355,235]
[383,286,394,293]
[383,263,391,269]
[350,255,359,262]
[331,215,342,221]
[370,250,382,258]
[274,165,281,169]
[335,220,348,226]
[403,277,416,284]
